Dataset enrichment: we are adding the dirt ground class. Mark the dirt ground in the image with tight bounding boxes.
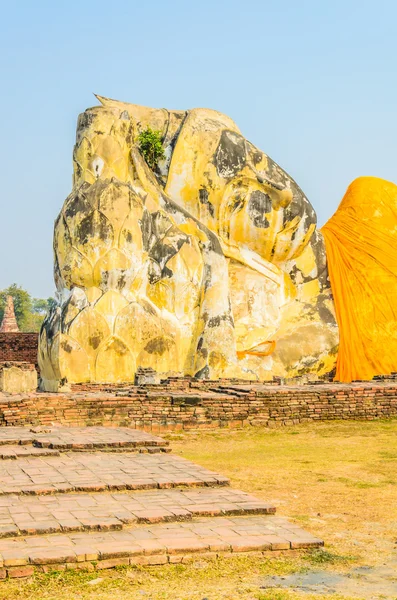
[2,420,397,600]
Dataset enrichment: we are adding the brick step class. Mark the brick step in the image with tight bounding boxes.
[0,515,323,578]
[0,446,60,459]
[0,426,169,451]
[69,446,171,454]
[0,488,276,538]
[0,445,171,459]
[0,453,229,496]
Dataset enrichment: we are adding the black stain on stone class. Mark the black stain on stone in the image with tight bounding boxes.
[230,190,245,215]
[144,337,172,356]
[76,211,113,246]
[283,194,316,232]
[61,340,73,353]
[109,339,128,355]
[248,190,272,228]
[195,365,210,379]
[198,347,208,359]
[288,265,312,286]
[161,266,173,279]
[207,313,234,328]
[148,261,162,284]
[78,110,96,131]
[64,191,90,220]
[140,299,158,317]
[42,306,61,343]
[246,141,264,166]
[152,211,173,239]
[140,210,152,252]
[214,130,246,179]
[199,188,215,217]
[311,231,329,291]
[89,334,102,350]
[150,239,184,270]
[316,295,337,326]
[202,264,212,292]
[116,272,127,291]
[75,163,82,179]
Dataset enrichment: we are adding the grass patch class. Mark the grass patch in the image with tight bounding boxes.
[257,593,359,600]
[304,549,356,565]
[0,555,306,600]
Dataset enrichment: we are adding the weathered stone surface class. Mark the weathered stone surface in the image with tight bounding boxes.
[0,363,37,394]
[39,98,338,389]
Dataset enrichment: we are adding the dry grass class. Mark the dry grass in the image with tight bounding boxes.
[2,419,397,600]
[172,420,397,565]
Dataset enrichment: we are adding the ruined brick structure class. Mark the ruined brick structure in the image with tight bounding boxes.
[1,378,397,429]
[0,334,39,370]
[0,296,19,333]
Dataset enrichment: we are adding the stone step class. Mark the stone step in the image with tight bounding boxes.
[0,515,323,577]
[0,426,169,451]
[0,488,276,538]
[0,453,229,495]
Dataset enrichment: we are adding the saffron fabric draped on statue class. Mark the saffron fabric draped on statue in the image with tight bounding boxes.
[322,176,397,382]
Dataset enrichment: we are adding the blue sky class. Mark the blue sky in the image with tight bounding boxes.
[1,0,396,297]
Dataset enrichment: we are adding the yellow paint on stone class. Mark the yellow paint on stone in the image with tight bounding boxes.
[39,97,341,389]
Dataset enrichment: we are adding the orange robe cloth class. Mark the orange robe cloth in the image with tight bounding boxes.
[321,176,397,382]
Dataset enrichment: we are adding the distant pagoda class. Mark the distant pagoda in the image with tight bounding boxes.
[0,296,20,333]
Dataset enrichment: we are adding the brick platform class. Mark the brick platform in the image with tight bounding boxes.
[0,426,322,578]
[0,515,322,577]
[1,380,397,430]
[0,488,276,538]
[0,453,229,496]
[0,426,169,451]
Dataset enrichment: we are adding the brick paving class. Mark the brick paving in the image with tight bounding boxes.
[0,452,229,495]
[0,426,323,578]
[0,515,323,575]
[0,446,60,459]
[0,488,276,537]
[0,426,169,451]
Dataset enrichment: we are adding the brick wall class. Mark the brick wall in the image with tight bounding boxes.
[0,334,39,369]
[1,381,397,429]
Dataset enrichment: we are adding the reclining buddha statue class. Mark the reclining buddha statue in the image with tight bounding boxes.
[38,96,397,389]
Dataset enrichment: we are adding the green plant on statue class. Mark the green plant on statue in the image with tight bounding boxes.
[138,127,165,170]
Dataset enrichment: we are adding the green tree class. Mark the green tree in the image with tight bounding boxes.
[138,127,165,170]
[0,285,55,332]
[32,297,55,315]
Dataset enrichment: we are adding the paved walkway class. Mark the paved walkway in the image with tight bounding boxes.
[0,488,276,537]
[0,515,322,575]
[0,453,229,495]
[0,426,322,579]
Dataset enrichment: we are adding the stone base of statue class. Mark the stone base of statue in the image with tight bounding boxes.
[0,362,37,394]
